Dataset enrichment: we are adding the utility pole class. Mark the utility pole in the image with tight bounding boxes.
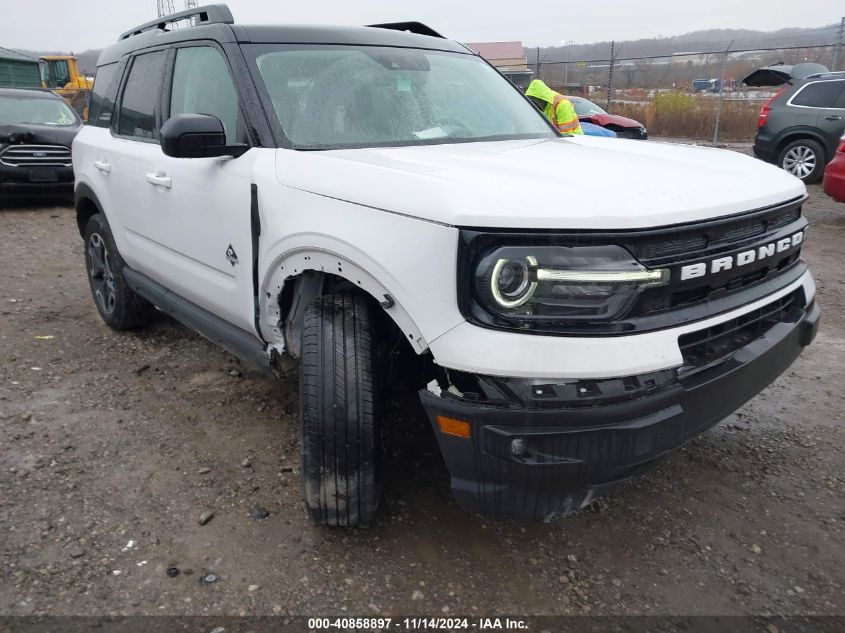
[606,41,615,110]
[535,46,541,79]
[561,39,574,90]
[713,39,734,146]
[833,17,844,71]
[156,0,176,17]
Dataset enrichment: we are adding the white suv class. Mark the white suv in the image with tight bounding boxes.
[73,5,820,525]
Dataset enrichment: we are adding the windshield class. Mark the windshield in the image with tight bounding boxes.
[567,96,607,116]
[0,95,78,126]
[249,45,555,150]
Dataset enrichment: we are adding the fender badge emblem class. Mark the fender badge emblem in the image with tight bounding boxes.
[225,245,239,267]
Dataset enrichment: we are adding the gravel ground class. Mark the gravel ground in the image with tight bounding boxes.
[0,177,843,618]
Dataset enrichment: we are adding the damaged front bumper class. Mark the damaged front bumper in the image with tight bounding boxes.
[419,301,820,521]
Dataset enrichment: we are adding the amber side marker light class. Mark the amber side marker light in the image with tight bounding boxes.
[436,415,472,438]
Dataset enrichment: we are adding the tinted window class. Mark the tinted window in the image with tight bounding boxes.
[118,50,167,139]
[792,81,841,108]
[88,63,119,128]
[44,59,70,88]
[169,47,239,144]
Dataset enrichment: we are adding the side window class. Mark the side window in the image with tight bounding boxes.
[169,46,240,144]
[88,63,119,128]
[117,50,167,140]
[791,81,841,108]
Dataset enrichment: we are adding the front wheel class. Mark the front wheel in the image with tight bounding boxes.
[778,138,825,183]
[299,294,381,526]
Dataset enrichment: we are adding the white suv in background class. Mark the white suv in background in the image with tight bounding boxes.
[73,5,820,526]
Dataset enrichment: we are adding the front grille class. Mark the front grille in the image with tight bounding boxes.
[631,199,807,317]
[635,205,802,265]
[678,289,803,369]
[0,144,72,167]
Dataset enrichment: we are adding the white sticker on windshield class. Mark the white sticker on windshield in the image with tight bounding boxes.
[414,127,447,140]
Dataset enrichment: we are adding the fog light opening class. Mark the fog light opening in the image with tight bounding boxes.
[511,438,527,457]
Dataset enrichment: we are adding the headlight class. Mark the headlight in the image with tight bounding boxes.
[471,244,668,330]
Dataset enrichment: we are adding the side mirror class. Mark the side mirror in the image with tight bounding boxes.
[159,113,248,158]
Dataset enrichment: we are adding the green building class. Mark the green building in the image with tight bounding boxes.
[0,47,42,88]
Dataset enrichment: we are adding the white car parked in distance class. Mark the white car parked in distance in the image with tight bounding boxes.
[73,4,820,525]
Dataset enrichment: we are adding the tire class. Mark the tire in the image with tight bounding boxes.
[83,213,153,330]
[778,138,825,183]
[299,294,380,526]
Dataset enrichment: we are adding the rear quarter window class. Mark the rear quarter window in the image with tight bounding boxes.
[790,80,842,108]
[88,63,120,128]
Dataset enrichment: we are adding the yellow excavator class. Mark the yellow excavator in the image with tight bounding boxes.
[40,55,93,120]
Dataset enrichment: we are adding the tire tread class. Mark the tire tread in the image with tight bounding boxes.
[300,294,379,527]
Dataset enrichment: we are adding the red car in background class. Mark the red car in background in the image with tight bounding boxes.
[823,135,845,203]
[563,95,648,139]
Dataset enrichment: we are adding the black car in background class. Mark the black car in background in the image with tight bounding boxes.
[0,88,81,200]
[746,64,845,183]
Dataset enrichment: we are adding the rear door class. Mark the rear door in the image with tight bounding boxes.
[132,43,259,334]
[73,59,123,238]
[108,48,170,269]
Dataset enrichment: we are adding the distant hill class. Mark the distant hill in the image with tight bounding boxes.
[528,24,841,64]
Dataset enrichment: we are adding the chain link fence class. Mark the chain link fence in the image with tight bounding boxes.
[533,35,841,143]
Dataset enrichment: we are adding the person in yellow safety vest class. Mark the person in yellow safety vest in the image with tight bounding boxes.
[525,79,584,135]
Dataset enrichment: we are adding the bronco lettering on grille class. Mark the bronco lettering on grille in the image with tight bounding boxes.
[679,230,805,281]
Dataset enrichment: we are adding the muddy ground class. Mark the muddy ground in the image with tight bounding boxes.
[0,177,843,618]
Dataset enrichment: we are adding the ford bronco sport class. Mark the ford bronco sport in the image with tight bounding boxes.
[73,5,820,525]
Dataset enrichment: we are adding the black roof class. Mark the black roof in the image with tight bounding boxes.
[231,24,466,52]
[0,87,67,100]
[98,6,468,66]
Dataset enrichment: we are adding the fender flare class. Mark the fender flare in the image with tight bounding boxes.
[260,248,428,356]
[74,182,104,236]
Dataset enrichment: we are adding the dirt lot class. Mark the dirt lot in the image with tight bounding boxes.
[0,180,843,619]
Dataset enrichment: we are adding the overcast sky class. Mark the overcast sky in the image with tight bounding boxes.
[1,0,841,51]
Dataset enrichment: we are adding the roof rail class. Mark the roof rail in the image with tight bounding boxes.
[367,22,444,39]
[119,3,234,40]
[804,70,845,80]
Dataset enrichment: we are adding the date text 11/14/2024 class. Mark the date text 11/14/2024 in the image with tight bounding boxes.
[307,617,528,630]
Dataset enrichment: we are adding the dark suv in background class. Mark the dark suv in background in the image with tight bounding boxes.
[0,87,81,200]
[752,71,845,183]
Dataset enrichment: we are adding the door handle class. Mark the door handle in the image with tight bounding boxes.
[824,115,843,121]
[93,160,111,173]
[145,172,172,188]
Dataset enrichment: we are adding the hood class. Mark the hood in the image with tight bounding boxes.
[583,112,643,129]
[742,62,829,87]
[0,122,81,148]
[275,137,806,230]
[525,79,556,104]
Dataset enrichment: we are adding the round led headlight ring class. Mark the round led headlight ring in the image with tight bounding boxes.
[491,256,538,308]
